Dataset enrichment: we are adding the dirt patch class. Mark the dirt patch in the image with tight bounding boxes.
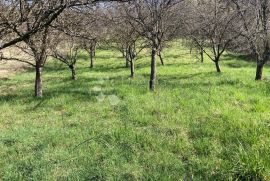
[0,61,30,78]
[0,47,32,78]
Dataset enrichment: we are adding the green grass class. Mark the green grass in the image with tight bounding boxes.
[1,41,270,180]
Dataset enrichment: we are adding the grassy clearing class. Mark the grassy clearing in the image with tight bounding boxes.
[0,41,270,180]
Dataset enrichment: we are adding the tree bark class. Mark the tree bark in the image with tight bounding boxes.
[130,59,135,78]
[255,63,264,80]
[215,61,221,73]
[35,65,43,98]
[200,48,204,63]
[93,44,96,57]
[90,47,94,68]
[150,48,157,91]
[69,65,77,80]
[125,49,130,68]
[158,51,164,66]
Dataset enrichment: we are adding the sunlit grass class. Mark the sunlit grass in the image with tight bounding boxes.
[0,41,270,180]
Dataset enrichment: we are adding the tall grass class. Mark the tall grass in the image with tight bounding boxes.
[0,42,270,180]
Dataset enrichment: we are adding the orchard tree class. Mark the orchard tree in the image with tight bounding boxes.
[232,0,270,80]
[83,39,98,68]
[110,23,132,68]
[121,0,183,90]
[185,0,241,73]
[0,0,83,50]
[52,6,106,69]
[1,27,50,97]
[108,7,146,75]
[104,5,131,67]
[51,36,80,80]
[0,0,129,98]
[0,0,130,50]
[25,28,50,97]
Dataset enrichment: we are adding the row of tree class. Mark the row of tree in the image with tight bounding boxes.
[1,0,270,98]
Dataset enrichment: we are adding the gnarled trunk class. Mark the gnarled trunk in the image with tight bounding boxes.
[150,48,157,91]
[215,61,221,73]
[69,65,77,80]
[35,65,43,98]
[255,63,264,80]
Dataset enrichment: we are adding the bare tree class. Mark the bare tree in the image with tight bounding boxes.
[185,0,241,73]
[0,0,129,98]
[108,7,147,76]
[0,0,129,50]
[1,27,50,97]
[104,6,132,68]
[52,6,106,69]
[27,28,50,97]
[51,36,79,80]
[120,0,183,90]
[232,0,270,80]
[83,39,98,68]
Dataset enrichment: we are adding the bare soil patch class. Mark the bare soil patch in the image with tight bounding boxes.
[0,47,32,79]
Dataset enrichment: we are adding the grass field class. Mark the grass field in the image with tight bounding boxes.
[0,41,270,180]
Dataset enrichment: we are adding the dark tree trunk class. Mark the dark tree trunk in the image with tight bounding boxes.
[35,64,43,98]
[126,58,129,68]
[90,47,94,68]
[158,51,164,66]
[125,49,130,68]
[255,63,264,80]
[69,65,77,80]
[93,44,96,57]
[200,48,204,63]
[150,48,157,91]
[130,59,135,78]
[215,61,221,73]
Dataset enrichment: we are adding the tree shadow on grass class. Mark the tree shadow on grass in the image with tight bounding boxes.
[30,99,48,111]
[157,71,246,89]
[82,65,128,73]
[0,75,132,105]
[77,53,89,61]
[164,53,191,59]
[42,63,126,75]
[222,54,256,69]
[0,55,256,107]
[44,62,72,73]
[223,53,254,62]
[93,51,120,59]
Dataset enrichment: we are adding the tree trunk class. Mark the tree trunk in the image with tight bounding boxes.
[35,65,43,98]
[125,49,130,68]
[126,58,129,68]
[200,48,204,63]
[215,61,221,73]
[255,63,264,80]
[93,44,96,57]
[70,65,77,80]
[130,59,135,78]
[90,47,94,68]
[150,48,157,91]
[158,51,164,66]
